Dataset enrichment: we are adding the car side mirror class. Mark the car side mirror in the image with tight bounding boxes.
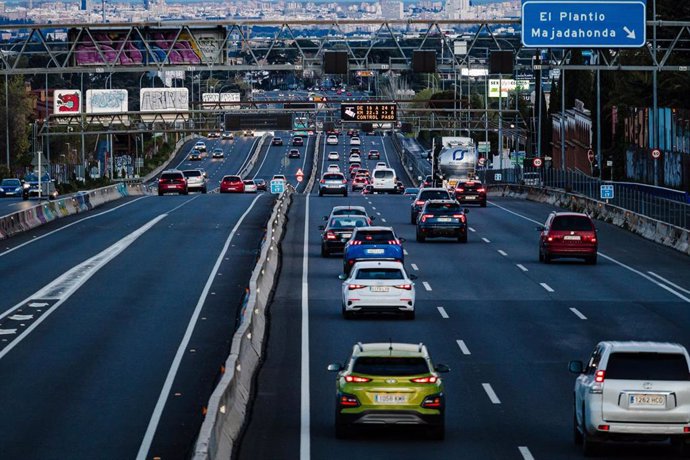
[327,363,343,372]
[434,364,450,373]
[409,274,418,280]
[536,226,546,232]
[338,274,347,280]
[318,225,325,230]
[568,360,584,374]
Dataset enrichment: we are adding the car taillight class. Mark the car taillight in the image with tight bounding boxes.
[453,214,466,222]
[595,370,605,383]
[349,241,361,245]
[456,188,464,193]
[326,232,337,240]
[387,239,400,245]
[348,284,365,290]
[320,179,325,184]
[344,375,371,383]
[420,214,433,223]
[411,376,438,384]
[394,284,412,290]
[421,395,443,409]
[339,393,360,407]
[477,188,486,193]
[342,179,347,184]
[415,200,425,206]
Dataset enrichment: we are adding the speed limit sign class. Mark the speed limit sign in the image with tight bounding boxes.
[532,158,543,167]
[651,148,661,159]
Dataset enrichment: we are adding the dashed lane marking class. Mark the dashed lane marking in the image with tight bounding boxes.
[540,283,554,293]
[456,340,471,355]
[482,237,491,243]
[437,307,449,318]
[570,307,587,320]
[498,250,508,256]
[516,264,528,272]
[423,282,432,291]
[518,446,535,460]
[411,264,419,271]
[482,383,501,404]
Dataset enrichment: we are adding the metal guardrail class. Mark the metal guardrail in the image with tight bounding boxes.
[193,186,293,459]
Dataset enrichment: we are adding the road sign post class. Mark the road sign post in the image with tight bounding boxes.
[521,1,646,48]
[270,179,285,194]
[600,184,614,201]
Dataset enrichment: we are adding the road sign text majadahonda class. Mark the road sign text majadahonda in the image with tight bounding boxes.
[341,103,397,122]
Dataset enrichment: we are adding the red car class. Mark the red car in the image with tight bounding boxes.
[220,175,245,193]
[351,175,369,191]
[158,170,188,195]
[537,212,598,264]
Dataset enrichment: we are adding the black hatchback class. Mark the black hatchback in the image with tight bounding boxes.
[319,215,370,256]
[416,200,469,243]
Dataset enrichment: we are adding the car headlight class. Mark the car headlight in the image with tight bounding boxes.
[23,183,30,189]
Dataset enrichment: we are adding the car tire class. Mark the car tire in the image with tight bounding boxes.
[202,187,207,194]
[543,251,552,264]
[573,406,583,445]
[458,233,468,243]
[182,190,189,195]
[427,421,444,440]
[586,254,598,265]
[539,247,544,262]
[582,413,600,457]
[480,200,487,207]
[416,231,426,242]
[404,310,415,320]
[410,214,416,225]
[672,437,690,457]
[158,191,163,196]
[335,414,350,439]
[321,245,328,257]
[343,191,348,197]
[319,190,323,197]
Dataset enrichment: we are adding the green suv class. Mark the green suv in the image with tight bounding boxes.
[327,342,449,439]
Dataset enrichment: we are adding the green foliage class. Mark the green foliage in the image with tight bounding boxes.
[0,75,34,170]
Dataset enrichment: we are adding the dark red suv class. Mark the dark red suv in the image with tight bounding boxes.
[158,170,188,195]
[537,212,598,264]
[455,180,486,207]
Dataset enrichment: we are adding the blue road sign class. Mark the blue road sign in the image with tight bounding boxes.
[600,184,614,200]
[522,1,646,48]
[270,179,285,194]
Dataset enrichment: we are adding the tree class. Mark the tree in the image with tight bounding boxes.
[0,75,35,172]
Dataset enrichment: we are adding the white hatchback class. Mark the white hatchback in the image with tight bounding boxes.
[340,260,416,319]
[348,153,361,163]
[328,151,340,161]
[327,135,339,145]
[327,164,341,173]
[350,137,361,146]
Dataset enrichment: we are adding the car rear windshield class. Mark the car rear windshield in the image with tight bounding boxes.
[183,170,202,177]
[243,180,254,185]
[606,352,690,380]
[459,182,483,190]
[323,174,344,181]
[551,216,594,231]
[223,176,241,182]
[373,170,394,179]
[355,268,404,280]
[426,202,460,212]
[353,230,396,242]
[332,208,366,216]
[161,173,183,180]
[330,217,369,228]
[420,190,451,200]
[353,357,430,376]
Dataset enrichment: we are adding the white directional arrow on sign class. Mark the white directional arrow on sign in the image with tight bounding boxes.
[9,315,33,321]
[623,26,636,40]
[28,302,49,308]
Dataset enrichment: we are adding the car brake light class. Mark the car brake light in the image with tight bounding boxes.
[547,236,554,242]
[452,214,466,222]
[477,188,486,193]
[344,375,371,383]
[387,239,400,245]
[320,179,325,184]
[421,395,443,409]
[598,425,610,431]
[349,241,361,245]
[394,284,412,290]
[415,200,425,206]
[339,394,360,407]
[420,214,433,223]
[595,370,605,383]
[348,284,365,290]
[342,179,347,184]
[456,188,464,193]
[411,376,438,383]
[326,232,337,240]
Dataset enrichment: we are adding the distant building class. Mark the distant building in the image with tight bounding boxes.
[446,0,470,19]
[551,99,592,172]
[381,0,403,19]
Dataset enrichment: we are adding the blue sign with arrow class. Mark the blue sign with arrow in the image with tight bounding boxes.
[521,1,646,48]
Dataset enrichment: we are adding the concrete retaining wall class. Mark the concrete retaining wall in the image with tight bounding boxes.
[193,188,293,459]
[490,184,690,256]
[0,182,147,241]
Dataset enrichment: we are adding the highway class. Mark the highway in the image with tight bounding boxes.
[0,134,282,459]
[239,133,690,459]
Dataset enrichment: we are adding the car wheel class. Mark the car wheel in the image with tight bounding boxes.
[158,191,163,196]
[404,310,415,320]
[416,231,425,242]
[480,200,487,207]
[582,413,600,457]
[458,233,468,243]
[538,247,544,262]
[427,423,444,440]
[321,245,328,257]
[319,190,323,197]
[543,251,552,264]
[182,190,189,195]
[410,214,416,225]
[335,414,350,439]
[573,406,583,445]
[672,437,690,457]
[586,254,598,265]
[343,191,348,197]
[202,187,207,194]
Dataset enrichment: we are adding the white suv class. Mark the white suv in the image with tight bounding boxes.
[570,341,690,455]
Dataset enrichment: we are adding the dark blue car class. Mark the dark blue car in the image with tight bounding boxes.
[0,178,23,197]
[343,226,404,275]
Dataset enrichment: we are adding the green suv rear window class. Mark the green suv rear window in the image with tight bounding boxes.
[353,357,430,376]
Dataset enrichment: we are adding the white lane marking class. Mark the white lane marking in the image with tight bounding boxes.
[376,212,381,216]
[0,214,166,358]
[381,218,387,223]
[437,306,449,318]
[482,383,501,404]
[137,195,264,460]
[570,307,587,320]
[540,282,554,292]
[8,315,33,321]
[469,227,476,233]
[372,207,377,210]
[411,263,419,271]
[456,340,471,355]
[516,264,528,272]
[0,329,16,335]
[300,192,311,459]
[482,237,491,243]
[0,196,148,258]
[423,281,432,291]
[648,271,690,295]
[492,201,690,303]
[403,249,408,255]
[518,446,535,460]
[498,250,508,256]
[28,302,49,308]
[252,136,274,179]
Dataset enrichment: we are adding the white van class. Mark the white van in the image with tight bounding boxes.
[371,168,397,192]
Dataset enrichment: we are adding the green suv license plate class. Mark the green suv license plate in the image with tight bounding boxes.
[374,393,408,404]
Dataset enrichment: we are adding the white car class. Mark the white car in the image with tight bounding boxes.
[193,141,207,152]
[350,136,361,146]
[375,162,387,169]
[243,180,258,193]
[371,167,397,192]
[272,174,287,182]
[328,151,340,161]
[570,341,690,455]
[327,164,341,173]
[221,131,234,140]
[348,153,361,163]
[340,260,416,319]
[181,169,208,194]
[327,135,339,146]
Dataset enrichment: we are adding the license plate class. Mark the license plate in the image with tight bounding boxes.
[370,286,390,292]
[437,217,452,222]
[366,249,385,254]
[465,196,476,199]
[630,394,666,406]
[342,233,352,238]
[374,393,408,404]
[564,235,581,241]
